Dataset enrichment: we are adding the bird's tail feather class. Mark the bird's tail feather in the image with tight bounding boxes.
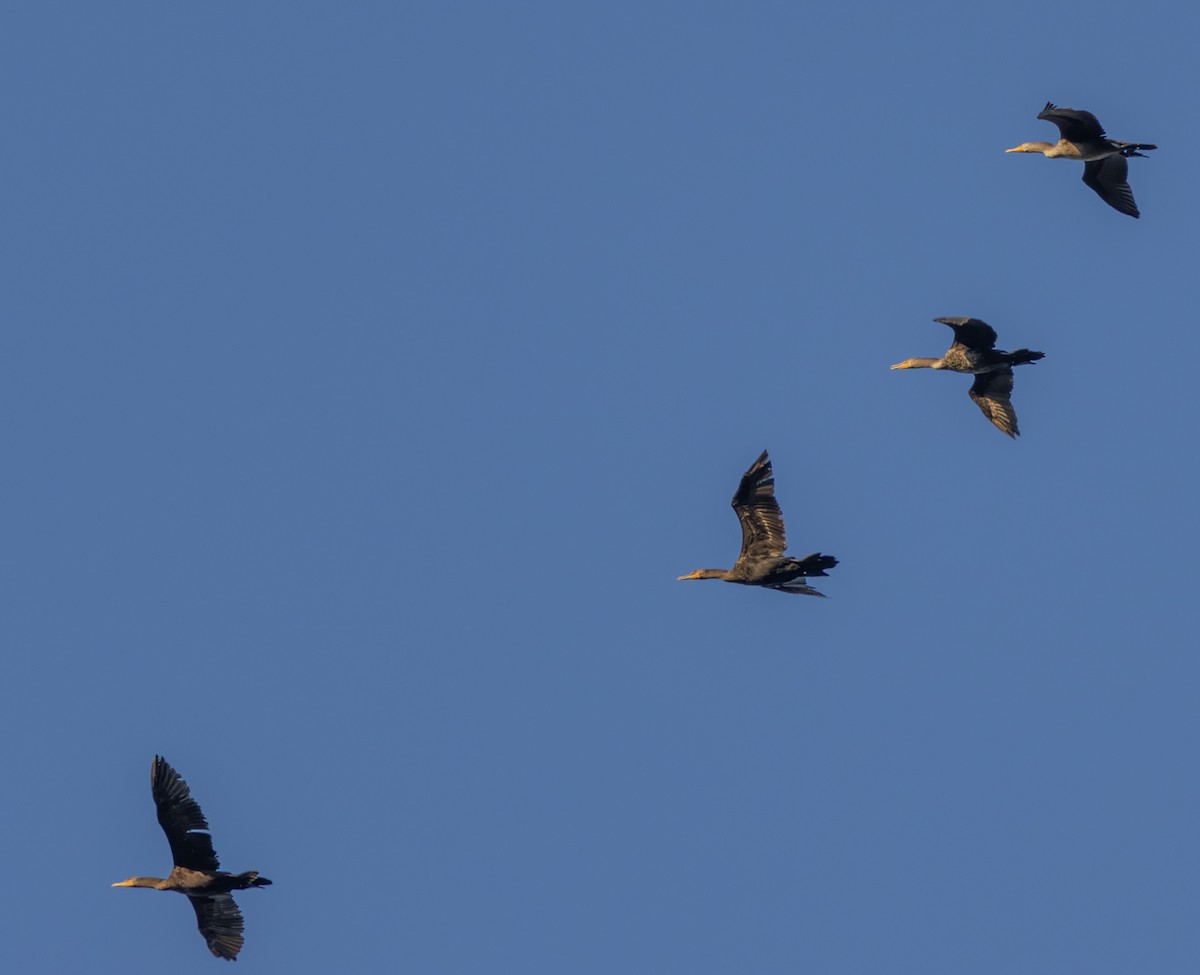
[237,872,273,888]
[1116,141,1156,157]
[796,552,838,577]
[1009,348,1045,366]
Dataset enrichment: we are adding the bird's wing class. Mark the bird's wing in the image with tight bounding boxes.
[189,893,246,960]
[968,368,1019,437]
[766,580,827,596]
[730,450,788,563]
[152,756,221,872]
[934,317,997,352]
[1082,156,1139,218]
[1038,102,1106,142]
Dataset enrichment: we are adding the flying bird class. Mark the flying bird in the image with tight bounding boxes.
[112,756,272,961]
[1006,101,1156,217]
[891,317,1045,437]
[677,450,838,595]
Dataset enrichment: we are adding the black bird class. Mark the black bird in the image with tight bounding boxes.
[891,317,1045,437]
[677,450,838,595]
[1006,101,1156,217]
[113,756,272,961]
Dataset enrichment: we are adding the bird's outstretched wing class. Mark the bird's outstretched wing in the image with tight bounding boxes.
[730,451,788,565]
[152,756,220,872]
[969,368,1020,437]
[935,317,998,353]
[1082,156,1139,218]
[1038,102,1106,143]
[189,893,246,960]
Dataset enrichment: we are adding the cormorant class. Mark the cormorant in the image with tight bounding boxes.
[677,450,838,595]
[112,756,272,961]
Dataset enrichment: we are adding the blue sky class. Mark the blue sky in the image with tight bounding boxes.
[3,2,1198,972]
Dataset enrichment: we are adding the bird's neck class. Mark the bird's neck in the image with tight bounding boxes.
[116,876,170,889]
[893,357,943,370]
[1006,141,1060,157]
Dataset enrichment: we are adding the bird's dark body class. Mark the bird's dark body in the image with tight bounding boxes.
[162,868,272,895]
[727,553,838,592]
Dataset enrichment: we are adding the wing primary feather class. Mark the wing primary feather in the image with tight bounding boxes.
[152,756,221,872]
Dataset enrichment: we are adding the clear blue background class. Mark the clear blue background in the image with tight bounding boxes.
[3,2,1197,971]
